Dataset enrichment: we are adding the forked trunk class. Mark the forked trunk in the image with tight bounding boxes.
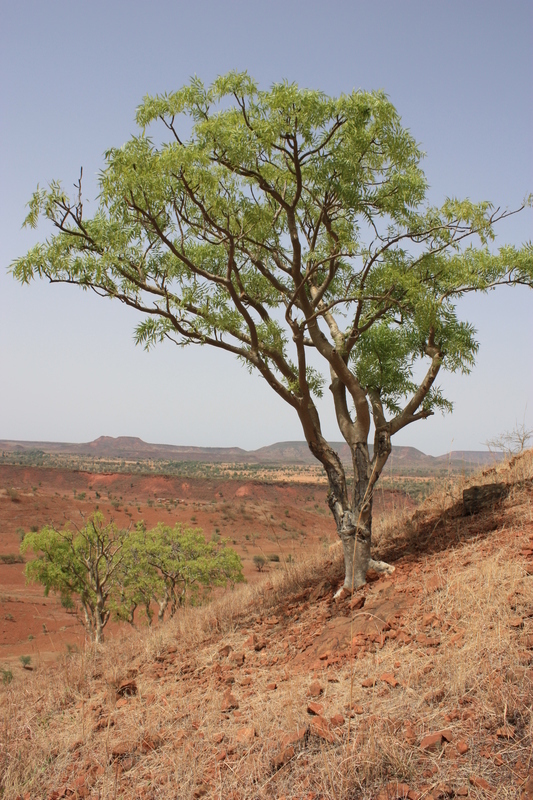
[309,430,393,591]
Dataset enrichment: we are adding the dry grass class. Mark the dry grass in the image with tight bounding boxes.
[1,452,532,800]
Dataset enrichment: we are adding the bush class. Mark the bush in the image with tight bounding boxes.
[253,554,267,572]
[0,554,24,564]
[268,553,280,562]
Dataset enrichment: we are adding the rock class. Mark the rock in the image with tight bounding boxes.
[218,644,232,658]
[307,701,324,716]
[349,595,365,610]
[457,740,469,755]
[362,677,377,687]
[244,633,258,648]
[380,672,399,687]
[266,682,277,691]
[307,681,324,697]
[469,775,493,791]
[463,483,509,515]
[496,724,515,738]
[221,688,239,712]
[309,715,334,743]
[272,745,295,768]
[230,652,245,667]
[456,789,469,797]
[419,729,452,751]
[213,732,225,744]
[330,713,345,727]
[116,680,137,698]
[254,639,267,651]
[280,725,307,749]
[235,726,255,745]
[386,783,410,798]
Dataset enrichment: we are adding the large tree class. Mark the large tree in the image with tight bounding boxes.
[12,74,532,593]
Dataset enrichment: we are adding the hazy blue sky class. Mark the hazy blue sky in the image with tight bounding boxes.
[1,0,531,454]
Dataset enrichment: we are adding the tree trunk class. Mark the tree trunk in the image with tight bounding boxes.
[309,432,393,592]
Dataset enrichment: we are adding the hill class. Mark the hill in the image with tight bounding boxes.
[0,435,503,473]
[1,451,531,799]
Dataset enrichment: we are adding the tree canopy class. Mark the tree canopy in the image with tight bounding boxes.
[12,72,533,591]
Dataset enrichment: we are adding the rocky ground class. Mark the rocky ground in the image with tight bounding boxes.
[1,453,532,799]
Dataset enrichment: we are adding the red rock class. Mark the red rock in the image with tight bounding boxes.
[361,677,377,688]
[349,595,365,610]
[469,775,493,791]
[280,725,307,749]
[231,652,245,667]
[215,750,226,762]
[386,783,410,798]
[456,789,469,797]
[213,732,225,744]
[265,616,280,625]
[348,704,364,716]
[254,639,267,651]
[309,715,334,743]
[380,672,399,687]
[404,725,416,744]
[221,688,239,712]
[457,740,469,754]
[244,633,258,648]
[116,680,137,697]
[420,732,444,751]
[272,745,295,768]
[307,681,324,697]
[408,791,422,800]
[330,713,345,727]
[510,617,524,628]
[496,724,515,738]
[218,644,232,658]
[307,701,324,716]
[266,682,277,690]
[235,726,255,745]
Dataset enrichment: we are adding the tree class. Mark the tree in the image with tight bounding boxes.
[12,74,532,592]
[21,513,127,643]
[127,523,245,622]
[485,420,533,457]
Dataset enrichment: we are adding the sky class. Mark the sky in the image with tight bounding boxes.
[1,0,531,455]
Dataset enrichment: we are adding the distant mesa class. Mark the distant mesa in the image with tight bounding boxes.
[0,435,503,469]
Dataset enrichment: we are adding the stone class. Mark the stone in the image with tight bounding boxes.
[235,726,255,745]
[469,775,493,791]
[307,701,324,716]
[213,732,225,744]
[362,677,377,687]
[280,725,307,749]
[457,741,469,755]
[254,639,267,651]
[218,644,232,658]
[496,724,515,738]
[230,652,245,667]
[463,482,509,515]
[330,713,345,727]
[419,728,453,751]
[386,783,410,798]
[116,680,137,698]
[266,682,277,690]
[349,595,365,610]
[380,672,399,687]
[307,681,324,697]
[456,789,469,797]
[309,715,334,743]
[221,688,239,712]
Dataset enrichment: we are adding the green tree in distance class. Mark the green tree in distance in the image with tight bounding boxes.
[12,73,532,592]
[124,522,244,622]
[21,513,127,643]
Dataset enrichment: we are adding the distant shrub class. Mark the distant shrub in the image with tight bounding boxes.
[0,554,24,564]
[253,554,267,572]
[6,488,19,502]
[268,553,280,562]
[1,667,13,685]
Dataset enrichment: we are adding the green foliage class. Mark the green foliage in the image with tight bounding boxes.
[10,72,532,470]
[1,667,13,685]
[19,655,31,667]
[253,554,267,572]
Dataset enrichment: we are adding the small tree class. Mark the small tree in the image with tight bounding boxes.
[12,73,533,592]
[486,421,533,457]
[126,522,244,621]
[21,513,127,643]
